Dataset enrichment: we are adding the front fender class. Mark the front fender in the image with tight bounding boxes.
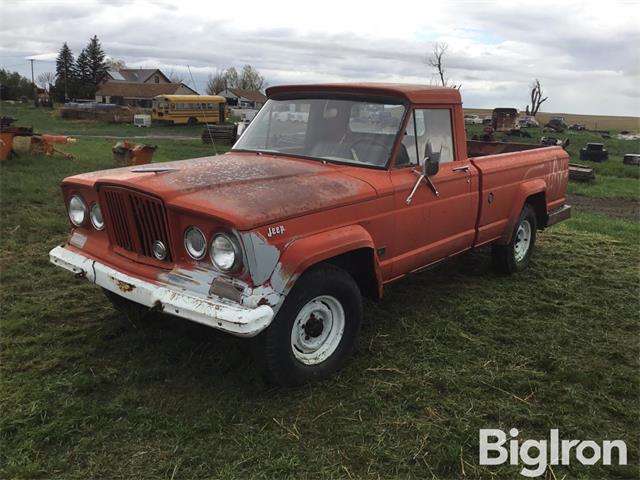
[270,224,379,296]
[497,179,546,245]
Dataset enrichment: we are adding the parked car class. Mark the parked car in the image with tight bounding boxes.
[569,123,586,131]
[580,143,608,162]
[544,117,568,132]
[623,154,640,166]
[517,116,539,128]
[50,84,571,386]
[464,114,483,125]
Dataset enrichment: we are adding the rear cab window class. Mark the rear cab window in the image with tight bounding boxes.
[399,108,455,167]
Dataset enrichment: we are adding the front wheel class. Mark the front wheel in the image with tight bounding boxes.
[253,264,362,386]
[492,204,537,274]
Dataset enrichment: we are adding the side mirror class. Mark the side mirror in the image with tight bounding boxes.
[423,153,440,176]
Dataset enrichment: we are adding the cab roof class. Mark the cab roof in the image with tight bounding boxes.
[265,83,461,105]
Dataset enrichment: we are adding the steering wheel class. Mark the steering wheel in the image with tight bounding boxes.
[349,139,389,163]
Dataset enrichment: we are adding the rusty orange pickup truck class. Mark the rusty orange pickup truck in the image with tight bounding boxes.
[50,84,571,385]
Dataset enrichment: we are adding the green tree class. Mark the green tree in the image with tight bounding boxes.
[75,49,90,82]
[206,69,226,94]
[74,48,92,98]
[0,69,34,100]
[105,57,126,71]
[85,35,108,84]
[224,67,239,89]
[74,35,108,98]
[205,65,265,94]
[239,64,265,90]
[55,42,75,101]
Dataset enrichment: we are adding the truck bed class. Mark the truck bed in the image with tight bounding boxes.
[468,145,570,247]
[467,140,545,158]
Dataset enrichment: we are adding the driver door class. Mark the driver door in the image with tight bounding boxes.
[390,108,475,276]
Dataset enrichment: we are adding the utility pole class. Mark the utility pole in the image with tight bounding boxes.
[29,58,37,105]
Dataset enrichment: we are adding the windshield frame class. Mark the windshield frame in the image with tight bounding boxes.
[231,93,410,171]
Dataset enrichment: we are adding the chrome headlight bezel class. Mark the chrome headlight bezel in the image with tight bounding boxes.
[184,226,207,260]
[68,195,88,227]
[90,203,105,230]
[210,233,242,272]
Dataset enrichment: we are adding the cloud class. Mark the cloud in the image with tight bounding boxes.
[0,0,638,116]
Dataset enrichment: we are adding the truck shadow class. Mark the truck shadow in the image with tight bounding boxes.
[89,246,497,394]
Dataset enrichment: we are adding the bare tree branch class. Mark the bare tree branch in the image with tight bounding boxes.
[426,42,460,89]
[36,71,55,90]
[427,42,448,86]
[527,79,548,116]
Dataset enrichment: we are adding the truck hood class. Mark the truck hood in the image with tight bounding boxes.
[66,152,379,230]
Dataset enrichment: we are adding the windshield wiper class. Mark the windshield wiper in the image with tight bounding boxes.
[233,148,282,155]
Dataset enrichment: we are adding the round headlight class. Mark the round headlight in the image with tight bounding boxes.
[68,195,88,226]
[210,233,241,271]
[184,227,207,260]
[90,203,104,230]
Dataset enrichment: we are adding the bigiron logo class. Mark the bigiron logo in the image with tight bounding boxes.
[479,428,628,477]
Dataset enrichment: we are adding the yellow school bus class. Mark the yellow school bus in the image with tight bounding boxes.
[151,95,226,125]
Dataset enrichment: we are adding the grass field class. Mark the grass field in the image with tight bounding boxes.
[1,104,639,479]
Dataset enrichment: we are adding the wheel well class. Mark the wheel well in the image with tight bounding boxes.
[323,248,380,301]
[526,192,547,229]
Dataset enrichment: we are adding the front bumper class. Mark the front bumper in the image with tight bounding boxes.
[49,246,274,337]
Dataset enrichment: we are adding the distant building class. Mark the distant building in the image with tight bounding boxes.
[95,82,197,108]
[217,88,267,109]
[101,68,171,85]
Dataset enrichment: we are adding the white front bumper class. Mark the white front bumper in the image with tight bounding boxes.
[49,246,274,337]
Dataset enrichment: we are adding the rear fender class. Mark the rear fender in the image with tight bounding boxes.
[496,179,546,245]
[270,225,382,297]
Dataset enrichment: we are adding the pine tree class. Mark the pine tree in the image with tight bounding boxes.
[73,36,107,98]
[54,42,75,101]
[75,49,90,82]
[74,48,92,99]
[85,35,107,85]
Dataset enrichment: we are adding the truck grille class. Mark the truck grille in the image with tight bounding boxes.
[101,186,172,261]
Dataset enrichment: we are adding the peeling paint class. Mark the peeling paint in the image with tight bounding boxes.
[241,231,280,286]
[112,277,135,293]
[241,284,282,309]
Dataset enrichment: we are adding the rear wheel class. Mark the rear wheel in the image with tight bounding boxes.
[492,204,537,274]
[253,264,363,386]
[187,117,197,126]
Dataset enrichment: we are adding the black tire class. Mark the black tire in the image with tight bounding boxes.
[579,149,608,162]
[253,264,363,386]
[187,117,197,126]
[492,204,537,274]
[103,288,152,324]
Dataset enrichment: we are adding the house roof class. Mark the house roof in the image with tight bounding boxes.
[106,69,169,83]
[265,83,461,105]
[96,82,196,99]
[226,88,268,104]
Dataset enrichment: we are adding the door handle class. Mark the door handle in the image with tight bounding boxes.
[452,165,470,172]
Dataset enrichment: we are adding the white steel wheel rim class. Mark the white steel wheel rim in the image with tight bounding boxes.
[514,219,532,262]
[291,295,345,365]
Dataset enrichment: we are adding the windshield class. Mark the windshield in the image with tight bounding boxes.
[233,97,406,167]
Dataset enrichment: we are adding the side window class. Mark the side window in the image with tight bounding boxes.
[414,109,455,164]
[399,112,418,167]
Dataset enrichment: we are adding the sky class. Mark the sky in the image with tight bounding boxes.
[0,0,638,116]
